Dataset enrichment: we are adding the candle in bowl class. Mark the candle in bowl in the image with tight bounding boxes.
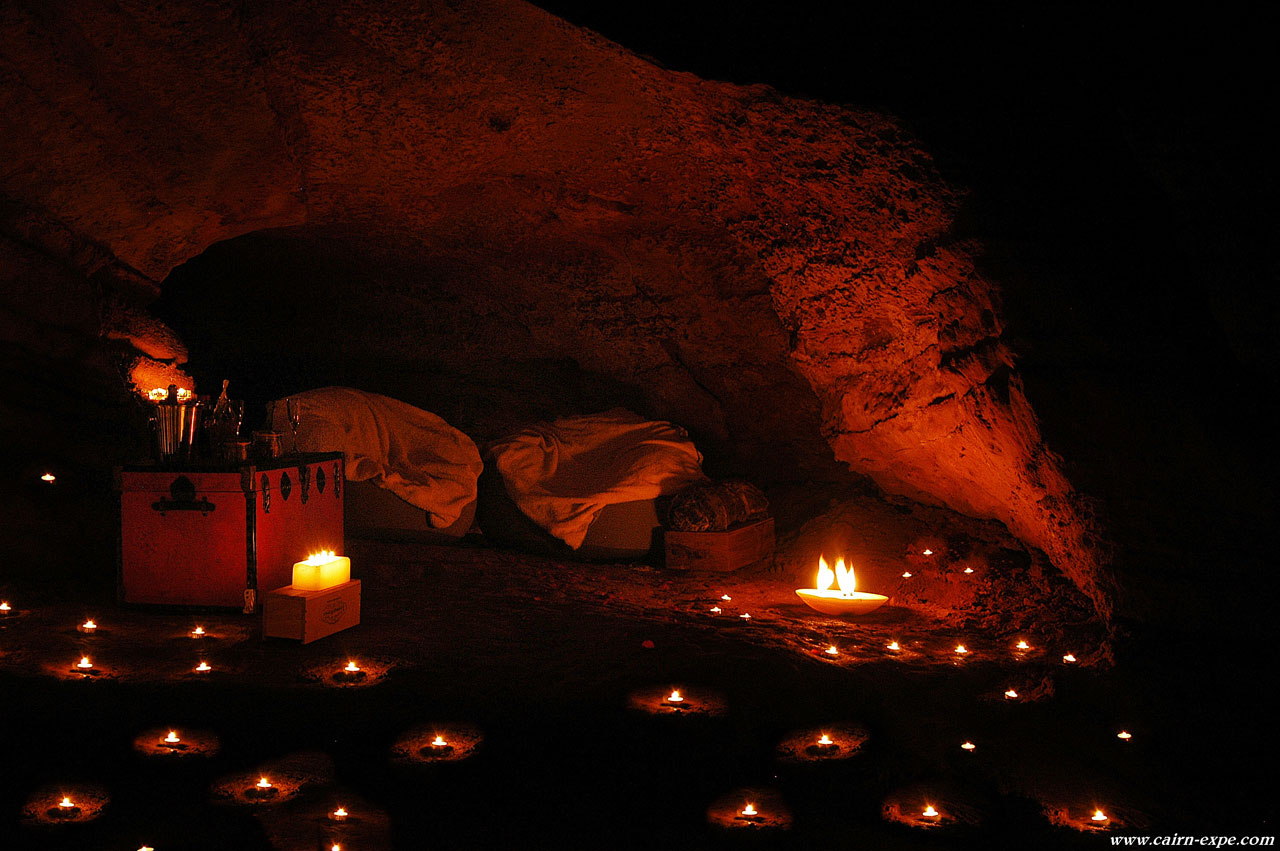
[77,619,98,634]
[292,550,351,591]
[795,556,887,616]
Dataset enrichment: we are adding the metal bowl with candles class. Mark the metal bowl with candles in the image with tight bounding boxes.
[795,556,888,616]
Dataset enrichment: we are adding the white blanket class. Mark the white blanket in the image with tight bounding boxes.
[270,387,482,530]
[488,409,707,549]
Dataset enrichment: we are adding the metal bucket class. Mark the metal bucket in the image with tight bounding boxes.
[152,401,203,462]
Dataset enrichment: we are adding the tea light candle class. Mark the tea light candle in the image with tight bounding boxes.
[1063,653,1077,663]
[194,661,212,674]
[720,594,732,601]
[740,803,758,818]
[666,690,685,704]
[814,733,837,753]
[1091,809,1109,824]
[420,734,454,757]
[335,660,366,682]
[922,549,933,556]
[954,644,968,655]
[246,776,278,799]
[430,735,449,748]
[1004,689,1018,699]
[1015,639,1031,651]
[41,473,57,483]
[922,804,940,820]
[825,645,838,656]
[709,606,722,614]
[75,656,94,670]
[53,796,79,818]
[960,741,976,752]
[344,661,360,673]
[739,612,751,620]
[963,567,974,574]
[887,640,900,651]
[292,550,351,591]
[1117,731,1132,741]
[190,626,206,639]
[163,731,181,746]
[77,619,97,634]
[0,601,11,614]
[330,806,349,822]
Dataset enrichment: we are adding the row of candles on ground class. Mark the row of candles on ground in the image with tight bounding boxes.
[733,799,1113,828]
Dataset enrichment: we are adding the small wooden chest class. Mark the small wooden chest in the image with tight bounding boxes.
[664,517,775,572]
[262,580,361,644]
[117,452,345,611]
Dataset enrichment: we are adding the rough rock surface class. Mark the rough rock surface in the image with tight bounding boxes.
[0,0,1108,617]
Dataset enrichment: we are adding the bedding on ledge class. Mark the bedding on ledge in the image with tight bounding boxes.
[485,408,707,550]
[270,387,482,532]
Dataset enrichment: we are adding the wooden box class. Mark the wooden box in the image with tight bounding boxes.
[664,517,775,572]
[262,580,361,643]
[117,452,345,611]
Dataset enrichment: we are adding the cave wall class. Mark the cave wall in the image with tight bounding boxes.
[0,0,1110,616]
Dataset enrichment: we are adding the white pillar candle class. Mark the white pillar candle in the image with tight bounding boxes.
[292,551,350,591]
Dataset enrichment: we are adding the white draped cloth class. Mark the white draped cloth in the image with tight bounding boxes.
[487,409,706,549]
[271,387,482,530]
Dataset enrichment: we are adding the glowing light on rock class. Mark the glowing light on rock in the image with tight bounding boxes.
[721,594,732,601]
[739,612,751,620]
[817,734,834,746]
[887,640,900,651]
[954,644,968,655]
[825,645,838,656]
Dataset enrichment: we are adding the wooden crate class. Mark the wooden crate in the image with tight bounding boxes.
[262,580,361,644]
[664,517,775,572]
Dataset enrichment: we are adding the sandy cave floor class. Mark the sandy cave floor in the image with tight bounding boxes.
[0,535,1273,849]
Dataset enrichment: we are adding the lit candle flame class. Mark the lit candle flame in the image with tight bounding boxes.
[817,734,833,746]
[961,741,976,751]
[81,619,96,630]
[191,626,205,637]
[923,804,939,818]
[816,556,860,595]
[922,549,933,556]
[76,656,93,669]
[1005,689,1018,699]
[709,606,722,614]
[901,571,912,578]
[1117,731,1132,740]
[666,690,684,703]
[303,549,338,565]
[887,640,899,651]
[1016,640,1030,651]
[1063,653,1077,663]
[164,731,180,744]
[0,602,10,612]
[741,803,757,817]
[739,612,751,620]
[825,645,838,656]
[954,644,968,655]
[963,567,974,574]
[333,806,348,818]
[344,660,360,673]
[332,844,342,851]
[720,594,731,601]
[195,661,211,672]
[58,797,74,809]
[1092,809,1108,822]
[431,735,448,747]
[256,777,272,789]
[41,473,57,483]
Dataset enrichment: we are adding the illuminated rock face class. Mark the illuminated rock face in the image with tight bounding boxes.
[0,0,1108,617]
